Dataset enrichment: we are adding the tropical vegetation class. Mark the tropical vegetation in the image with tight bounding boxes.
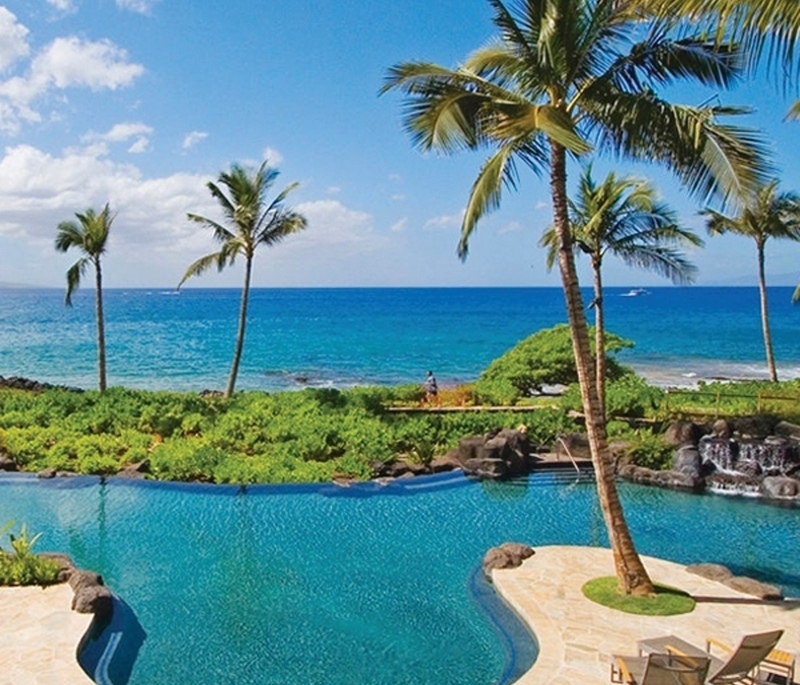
[703,180,800,382]
[540,168,702,412]
[55,204,115,393]
[180,162,307,398]
[0,521,60,586]
[384,0,768,595]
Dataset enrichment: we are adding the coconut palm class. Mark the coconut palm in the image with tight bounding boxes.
[648,0,800,116]
[384,0,769,594]
[541,168,703,412]
[703,180,800,382]
[55,204,114,392]
[180,162,307,397]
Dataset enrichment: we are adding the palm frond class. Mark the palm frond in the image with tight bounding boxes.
[55,221,84,253]
[458,145,518,260]
[177,251,229,289]
[64,257,89,307]
[187,213,236,244]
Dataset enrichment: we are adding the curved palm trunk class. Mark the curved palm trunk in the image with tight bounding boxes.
[94,258,107,393]
[226,255,253,397]
[550,142,654,595]
[756,241,778,382]
[592,258,605,417]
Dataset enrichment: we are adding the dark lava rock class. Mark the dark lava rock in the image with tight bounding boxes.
[117,460,150,479]
[0,452,17,471]
[37,468,57,479]
[760,475,800,499]
[458,428,531,480]
[428,451,461,473]
[775,421,800,443]
[554,432,591,461]
[482,542,535,581]
[618,464,704,492]
[673,445,702,478]
[731,415,779,440]
[663,420,706,447]
[72,583,113,616]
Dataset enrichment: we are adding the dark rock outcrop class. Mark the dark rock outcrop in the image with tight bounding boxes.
[0,452,17,471]
[555,432,591,461]
[117,460,150,480]
[686,562,784,600]
[0,375,82,394]
[617,464,704,492]
[69,569,113,617]
[458,428,531,480]
[673,445,702,478]
[663,420,706,447]
[760,475,800,499]
[482,542,535,581]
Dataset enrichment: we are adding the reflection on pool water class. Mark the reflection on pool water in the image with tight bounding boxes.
[0,471,798,685]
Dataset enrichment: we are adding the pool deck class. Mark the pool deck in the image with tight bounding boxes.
[0,583,93,685]
[493,545,800,685]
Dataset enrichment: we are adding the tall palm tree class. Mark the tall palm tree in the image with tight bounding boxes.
[55,204,114,392]
[384,0,769,595]
[180,162,307,398]
[703,180,800,382]
[541,168,703,412]
[647,0,800,116]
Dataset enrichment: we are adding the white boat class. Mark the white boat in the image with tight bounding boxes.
[620,288,649,297]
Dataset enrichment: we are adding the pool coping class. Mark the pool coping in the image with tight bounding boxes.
[493,545,800,685]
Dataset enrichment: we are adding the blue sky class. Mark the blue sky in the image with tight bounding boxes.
[1,0,799,289]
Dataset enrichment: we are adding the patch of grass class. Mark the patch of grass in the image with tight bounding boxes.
[582,576,695,616]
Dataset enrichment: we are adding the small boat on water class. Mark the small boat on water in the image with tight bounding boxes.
[620,288,650,297]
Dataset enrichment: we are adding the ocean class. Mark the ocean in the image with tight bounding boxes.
[0,286,798,392]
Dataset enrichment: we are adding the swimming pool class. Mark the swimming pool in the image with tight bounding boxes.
[1,471,798,684]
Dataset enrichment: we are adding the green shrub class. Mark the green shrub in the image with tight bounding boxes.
[149,440,227,481]
[474,324,633,404]
[624,430,674,471]
[0,522,60,587]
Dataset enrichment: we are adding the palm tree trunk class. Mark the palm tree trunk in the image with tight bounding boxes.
[549,142,654,595]
[94,258,107,393]
[592,258,605,417]
[226,255,253,397]
[756,241,778,382]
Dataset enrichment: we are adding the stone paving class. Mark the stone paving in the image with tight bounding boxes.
[0,583,92,685]
[493,545,800,685]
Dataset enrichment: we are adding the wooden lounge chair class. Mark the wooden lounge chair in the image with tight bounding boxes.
[610,651,710,685]
[636,630,787,684]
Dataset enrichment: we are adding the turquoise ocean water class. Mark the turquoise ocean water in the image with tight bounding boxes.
[1,286,799,391]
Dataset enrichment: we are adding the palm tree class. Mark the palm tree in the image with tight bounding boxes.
[384,0,768,595]
[541,168,703,412]
[55,204,114,392]
[703,180,800,382]
[180,162,307,398]
[648,0,800,116]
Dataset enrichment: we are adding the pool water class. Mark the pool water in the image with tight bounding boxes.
[0,472,798,684]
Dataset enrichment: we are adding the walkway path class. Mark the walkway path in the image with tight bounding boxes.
[493,545,800,685]
[0,583,92,685]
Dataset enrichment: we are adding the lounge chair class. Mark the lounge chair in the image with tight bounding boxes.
[636,629,786,684]
[610,651,710,685]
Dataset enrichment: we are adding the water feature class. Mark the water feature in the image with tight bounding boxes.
[1,471,798,685]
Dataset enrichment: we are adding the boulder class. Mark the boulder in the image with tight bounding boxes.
[731,415,778,440]
[774,420,800,443]
[711,419,731,439]
[760,475,800,499]
[117,460,150,480]
[0,452,16,471]
[617,464,704,492]
[663,420,705,447]
[428,451,461,473]
[37,467,57,479]
[725,576,783,601]
[482,542,535,581]
[673,445,702,478]
[69,569,104,593]
[72,583,113,616]
[555,432,591,461]
[686,563,733,583]
[458,428,531,480]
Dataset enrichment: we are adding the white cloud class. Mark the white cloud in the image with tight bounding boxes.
[115,0,158,13]
[127,137,149,154]
[535,200,549,210]
[182,130,208,150]
[83,121,153,143]
[498,220,523,235]
[0,8,30,74]
[390,218,407,233]
[325,186,341,195]
[46,0,76,12]
[263,146,283,167]
[424,211,463,230]
[0,36,143,132]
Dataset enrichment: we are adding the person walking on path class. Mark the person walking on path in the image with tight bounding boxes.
[423,370,440,407]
